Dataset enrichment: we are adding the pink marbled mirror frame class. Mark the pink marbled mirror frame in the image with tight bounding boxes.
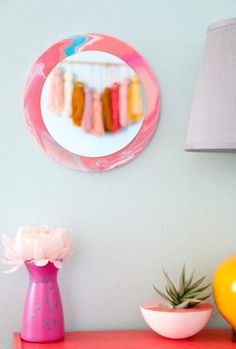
[24,34,160,172]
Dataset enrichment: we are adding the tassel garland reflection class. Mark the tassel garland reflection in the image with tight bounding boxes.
[47,66,143,136]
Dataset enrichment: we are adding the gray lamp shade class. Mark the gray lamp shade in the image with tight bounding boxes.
[185,18,236,151]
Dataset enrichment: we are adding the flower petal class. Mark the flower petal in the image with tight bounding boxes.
[2,226,72,269]
[4,265,21,273]
[53,260,62,269]
[34,259,49,267]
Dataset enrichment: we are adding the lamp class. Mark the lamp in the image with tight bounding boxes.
[185,18,236,151]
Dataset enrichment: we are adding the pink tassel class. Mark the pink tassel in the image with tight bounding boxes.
[62,72,73,117]
[92,91,104,136]
[48,68,64,115]
[119,78,129,127]
[111,82,120,132]
[81,87,93,132]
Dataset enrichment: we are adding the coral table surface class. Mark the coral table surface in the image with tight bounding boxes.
[13,329,234,349]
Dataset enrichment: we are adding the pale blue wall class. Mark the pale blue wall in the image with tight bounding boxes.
[1,1,236,348]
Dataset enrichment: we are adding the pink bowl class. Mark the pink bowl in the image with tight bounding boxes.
[140,300,213,339]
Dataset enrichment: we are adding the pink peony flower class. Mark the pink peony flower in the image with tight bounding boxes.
[2,226,72,272]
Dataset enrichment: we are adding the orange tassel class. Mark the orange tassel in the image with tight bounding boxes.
[71,82,84,126]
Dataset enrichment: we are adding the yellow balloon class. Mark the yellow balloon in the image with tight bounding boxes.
[213,255,236,330]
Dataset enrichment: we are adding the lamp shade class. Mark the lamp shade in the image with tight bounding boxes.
[185,18,236,151]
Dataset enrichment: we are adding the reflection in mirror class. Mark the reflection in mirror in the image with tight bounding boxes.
[41,51,145,157]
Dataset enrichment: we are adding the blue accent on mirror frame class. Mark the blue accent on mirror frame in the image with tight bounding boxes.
[64,36,88,56]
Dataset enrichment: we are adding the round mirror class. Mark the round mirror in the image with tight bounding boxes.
[24,34,160,172]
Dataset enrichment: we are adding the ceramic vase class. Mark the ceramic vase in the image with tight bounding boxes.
[213,255,236,343]
[21,261,64,343]
[140,300,213,339]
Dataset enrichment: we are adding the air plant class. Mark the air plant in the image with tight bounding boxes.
[153,266,211,309]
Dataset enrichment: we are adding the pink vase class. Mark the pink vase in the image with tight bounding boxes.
[21,261,64,343]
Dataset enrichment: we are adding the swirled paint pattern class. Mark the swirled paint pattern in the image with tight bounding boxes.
[24,34,161,172]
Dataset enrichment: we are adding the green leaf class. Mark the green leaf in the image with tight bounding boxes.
[181,291,203,299]
[197,293,211,301]
[181,284,211,299]
[158,303,171,309]
[185,270,195,290]
[162,268,179,298]
[176,299,201,309]
[188,276,206,292]
[153,285,173,305]
[178,264,186,297]
[190,283,211,294]
[175,300,191,309]
[166,286,179,304]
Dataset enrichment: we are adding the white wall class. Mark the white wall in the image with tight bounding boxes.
[1,1,236,348]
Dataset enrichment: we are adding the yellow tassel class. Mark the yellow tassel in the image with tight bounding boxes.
[128,74,143,122]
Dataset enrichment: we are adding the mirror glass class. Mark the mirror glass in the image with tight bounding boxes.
[41,51,145,157]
